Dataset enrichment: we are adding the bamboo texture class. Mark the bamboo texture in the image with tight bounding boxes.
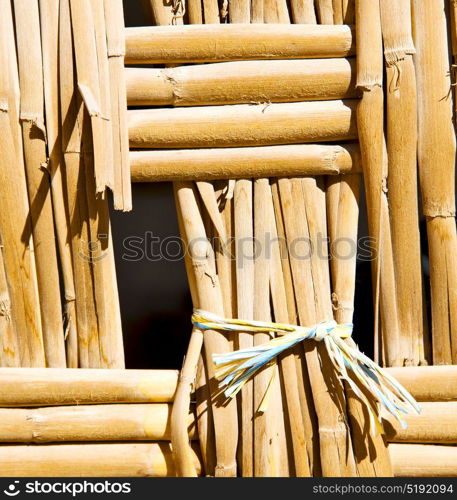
[390,444,457,477]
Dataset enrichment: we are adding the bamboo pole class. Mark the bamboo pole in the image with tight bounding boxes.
[264,0,289,23]
[188,0,203,23]
[0,0,45,368]
[59,0,100,368]
[0,442,201,477]
[126,59,356,107]
[412,0,457,365]
[203,0,220,23]
[229,0,250,22]
[148,0,174,26]
[315,0,333,24]
[389,444,457,477]
[385,366,457,401]
[0,368,178,406]
[356,0,401,367]
[130,144,361,183]
[290,0,316,23]
[384,402,457,443]
[233,179,255,476]
[0,404,196,443]
[174,183,238,477]
[104,0,132,212]
[124,24,355,64]
[380,0,423,366]
[39,0,78,368]
[128,100,357,149]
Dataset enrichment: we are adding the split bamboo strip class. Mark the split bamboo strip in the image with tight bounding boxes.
[125,59,356,107]
[0,238,19,367]
[412,0,457,365]
[0,404,196,443]
[385,366,457,401]
[174,183,238,477]
[380,0,423,366]
[229,0,250,22]
[130,144,361,182]
[389,444,457,477]
[0,0,45,367]
[128,100,357,149]
[0,442,201,477]
[384,402,457,443]
[13,0,65,368]
[233,179,255,476]
[104,0,132,211]
[70,0,110,193]
[124,24,355,64]
[59,0,100,368]
[0,368,178,406]
[39,0,78,368]
[289,0,316,24]
[355,0,401,367]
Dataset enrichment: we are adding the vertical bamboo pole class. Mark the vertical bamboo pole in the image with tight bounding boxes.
[104,0,132,212]
[356,0,401,367]
[380,0,424,366]
[203,0,220,23]
[315,0,333,24]
[229,0,250,22]
[188,0,204,23]
[290,0,316,23]
[13,0,65,367]
[174,182,238,477]
[149,0,174,25]
[412,0,457,365]
[264,0,289,23]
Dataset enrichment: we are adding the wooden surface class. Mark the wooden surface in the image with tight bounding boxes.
[125,24,355,64]
[390,444,457,477]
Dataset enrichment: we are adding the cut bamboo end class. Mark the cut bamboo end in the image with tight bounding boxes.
[385,366,457,401]
[0,442,201,477]
[130,144,362,182]
[128,100,358,149]
[125,58,357,106]
[125,24,355,64]
[0,404,196,443]
[390,444,457,477]
[0,368,178,406]
[384,402,457,444]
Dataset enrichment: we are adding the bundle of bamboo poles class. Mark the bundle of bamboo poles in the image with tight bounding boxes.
[0,0,130,369]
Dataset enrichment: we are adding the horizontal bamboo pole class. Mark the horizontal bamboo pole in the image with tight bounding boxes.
[390,444,457,477]
[0,404,196,442]
[128,100,357,149]
[0,368,178,406]
[385,366,457,401]
[130,144,362,182]
[384,402,457,444]
[125,24,354,64]
[0,442,201,477]
[125,58,357,106]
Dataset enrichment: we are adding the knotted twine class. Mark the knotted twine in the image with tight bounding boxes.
[192,309,420,435]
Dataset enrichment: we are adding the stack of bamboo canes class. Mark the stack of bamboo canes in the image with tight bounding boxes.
[0,0,130,369]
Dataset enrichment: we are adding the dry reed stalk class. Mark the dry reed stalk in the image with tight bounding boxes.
[0,237,19,367]
[128,100,357,149]
[355,0,401,367]
[174,182,238,477]
[252,179,289,477]
[124,24,355,64]
[125,59,356,107]
[289,0,316,23]
[412,0,457,365]
[1,0,45,368]
[315,0,333,24]
[389,444,457,477]
[39,0,78,368]
[233,179,255,476]
[380,0,423,366]
[14,0,65,368]
[0,404,196,443]
[104,0,132,211]
[130,144,361,183]
[70,0,110,194]
[384,402,457,444]
[229,0,250,22]
[0,442,201,477]
[385,365,457,401]
[0,367,178,406]
[59,0,101,368]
